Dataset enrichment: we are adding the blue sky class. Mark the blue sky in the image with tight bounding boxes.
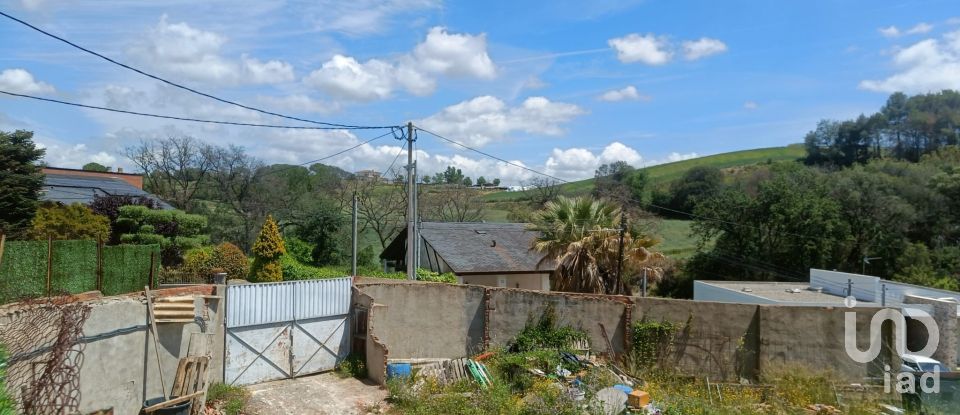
[1,0,958,183]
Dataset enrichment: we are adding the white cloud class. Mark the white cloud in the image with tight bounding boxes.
[879,26,901,38]
[948,17,960,26]
[600,142,643,165]
[257,94,339,114]
[608,33,672,65]
[545,142,645,181]
[304,0,441,36]
[418,95,585,147]
[681,37,728,60]
[304,26,495,100]
[36,140,118,169]
[411,27,496,79]
[879,22,934,38]
[521,76,548,90]
[129,15,294,85]
[0,69,55,94]
[860,30,960,93]
[598,85,649,102]
[304,55,397,101]
[744,101,759,110]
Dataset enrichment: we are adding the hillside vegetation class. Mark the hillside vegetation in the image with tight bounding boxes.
[483,144,806,203]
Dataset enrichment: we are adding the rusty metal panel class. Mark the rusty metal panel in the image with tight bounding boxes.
[226,281,295,328]
[294,277,352,320]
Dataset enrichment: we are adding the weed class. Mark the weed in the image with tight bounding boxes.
[206,382,250,415]
[510,304,586,353]
[336,353,368,379]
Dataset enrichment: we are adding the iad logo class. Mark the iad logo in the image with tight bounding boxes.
[843,296,941,394]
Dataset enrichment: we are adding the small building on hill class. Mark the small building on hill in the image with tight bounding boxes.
[380,222,554,291]
[40,167,173,209]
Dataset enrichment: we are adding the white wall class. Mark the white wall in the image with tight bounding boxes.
[810,269,880,301]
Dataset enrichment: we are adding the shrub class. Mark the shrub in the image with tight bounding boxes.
[510,304,586,353]
[335,353,367,379]
[116,205,208,267]
[416,269,458,283]
[182,247,215,279]
[213,242,249,280]
[283,236,314,264]
[250,216,284,282]
[28,203,110,241]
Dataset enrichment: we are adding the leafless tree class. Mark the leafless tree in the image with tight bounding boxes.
[207,145,266,250]
[124,136,215,210]
[526,177,562,207]
[421,185,485,222]
[335,170,407,249]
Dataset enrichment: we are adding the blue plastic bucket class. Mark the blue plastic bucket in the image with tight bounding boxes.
[387,362,412,379]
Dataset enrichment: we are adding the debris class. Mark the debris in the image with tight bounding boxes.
[613,384,632,394]
[386,363,411,379]
[804,403,841,414]
[466,359,492,387]
[554,365,572,378]
[594,387,628,415]
[628,390,650,408]
[473,351,494,361]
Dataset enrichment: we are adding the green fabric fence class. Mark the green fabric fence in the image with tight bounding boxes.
[0,240,160,303]
[101,244,160,296]
[0,241,47,301]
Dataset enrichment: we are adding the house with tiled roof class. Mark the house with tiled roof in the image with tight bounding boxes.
[380,222,555,291]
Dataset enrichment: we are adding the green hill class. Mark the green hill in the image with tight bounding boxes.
[483,144,806,202]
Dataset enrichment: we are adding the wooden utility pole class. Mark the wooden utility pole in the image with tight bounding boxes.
[351,192,358,276]
[406,122,417,280]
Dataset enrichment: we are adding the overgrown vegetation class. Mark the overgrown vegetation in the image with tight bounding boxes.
[510,304,586,352]
[0,345,15,415]
[27,203,111,241]
[630,319,681,369]
[335,353,367,379]
[206,382,250,415]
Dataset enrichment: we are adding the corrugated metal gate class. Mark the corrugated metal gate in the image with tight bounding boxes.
[224,278,351,386]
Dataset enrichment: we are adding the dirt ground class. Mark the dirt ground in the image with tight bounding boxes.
[245,373,388,414]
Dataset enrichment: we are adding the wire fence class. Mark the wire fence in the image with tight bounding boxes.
[0,237,160,303]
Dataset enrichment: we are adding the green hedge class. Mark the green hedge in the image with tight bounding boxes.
[0,241,47,301]
[102,244,160,296]
[50,240,97,294]
[0,240,160,302]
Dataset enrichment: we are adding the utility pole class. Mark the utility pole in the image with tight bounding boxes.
[351,192,358,276]
[406,122,417,280]
[615,213,627,294]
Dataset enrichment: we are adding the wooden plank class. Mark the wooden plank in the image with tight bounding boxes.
[155,303,196,310]
[144,286,168,400]
[155,319,198,323]
[155,296,196,303]
[142,391,205,413]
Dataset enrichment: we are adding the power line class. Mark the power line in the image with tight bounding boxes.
[0,10,393,130]
[415,126,569,184]
[255,129,398,179]
[0,90,383,131]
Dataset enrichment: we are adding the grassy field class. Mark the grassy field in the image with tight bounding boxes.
[654,219,700,258]
[483,143,806,203]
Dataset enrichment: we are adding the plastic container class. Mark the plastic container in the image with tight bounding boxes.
[143,397,192,415]
[387,362,412,379]
[613,384,633,394]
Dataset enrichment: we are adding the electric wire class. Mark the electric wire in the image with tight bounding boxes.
[0,10,394,130]
[0,90,375,130]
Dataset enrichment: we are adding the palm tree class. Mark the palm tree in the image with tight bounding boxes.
[529,196,665,295]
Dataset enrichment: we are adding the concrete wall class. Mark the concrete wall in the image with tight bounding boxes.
[0,286,225,415]
[631,297,761,380]
[904,295,959,367]
[356,283,486,358]
[352,287,388,385]
[357,282,907,384]
[485,288,629,354]
[758,305,889,380]
[461,273,550,291]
